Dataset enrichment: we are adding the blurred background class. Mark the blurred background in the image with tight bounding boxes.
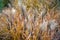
[0,0,60,40]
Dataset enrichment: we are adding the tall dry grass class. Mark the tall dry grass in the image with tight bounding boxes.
[0,0,60,40]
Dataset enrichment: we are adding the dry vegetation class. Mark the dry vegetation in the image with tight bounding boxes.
[0,0,60,40]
